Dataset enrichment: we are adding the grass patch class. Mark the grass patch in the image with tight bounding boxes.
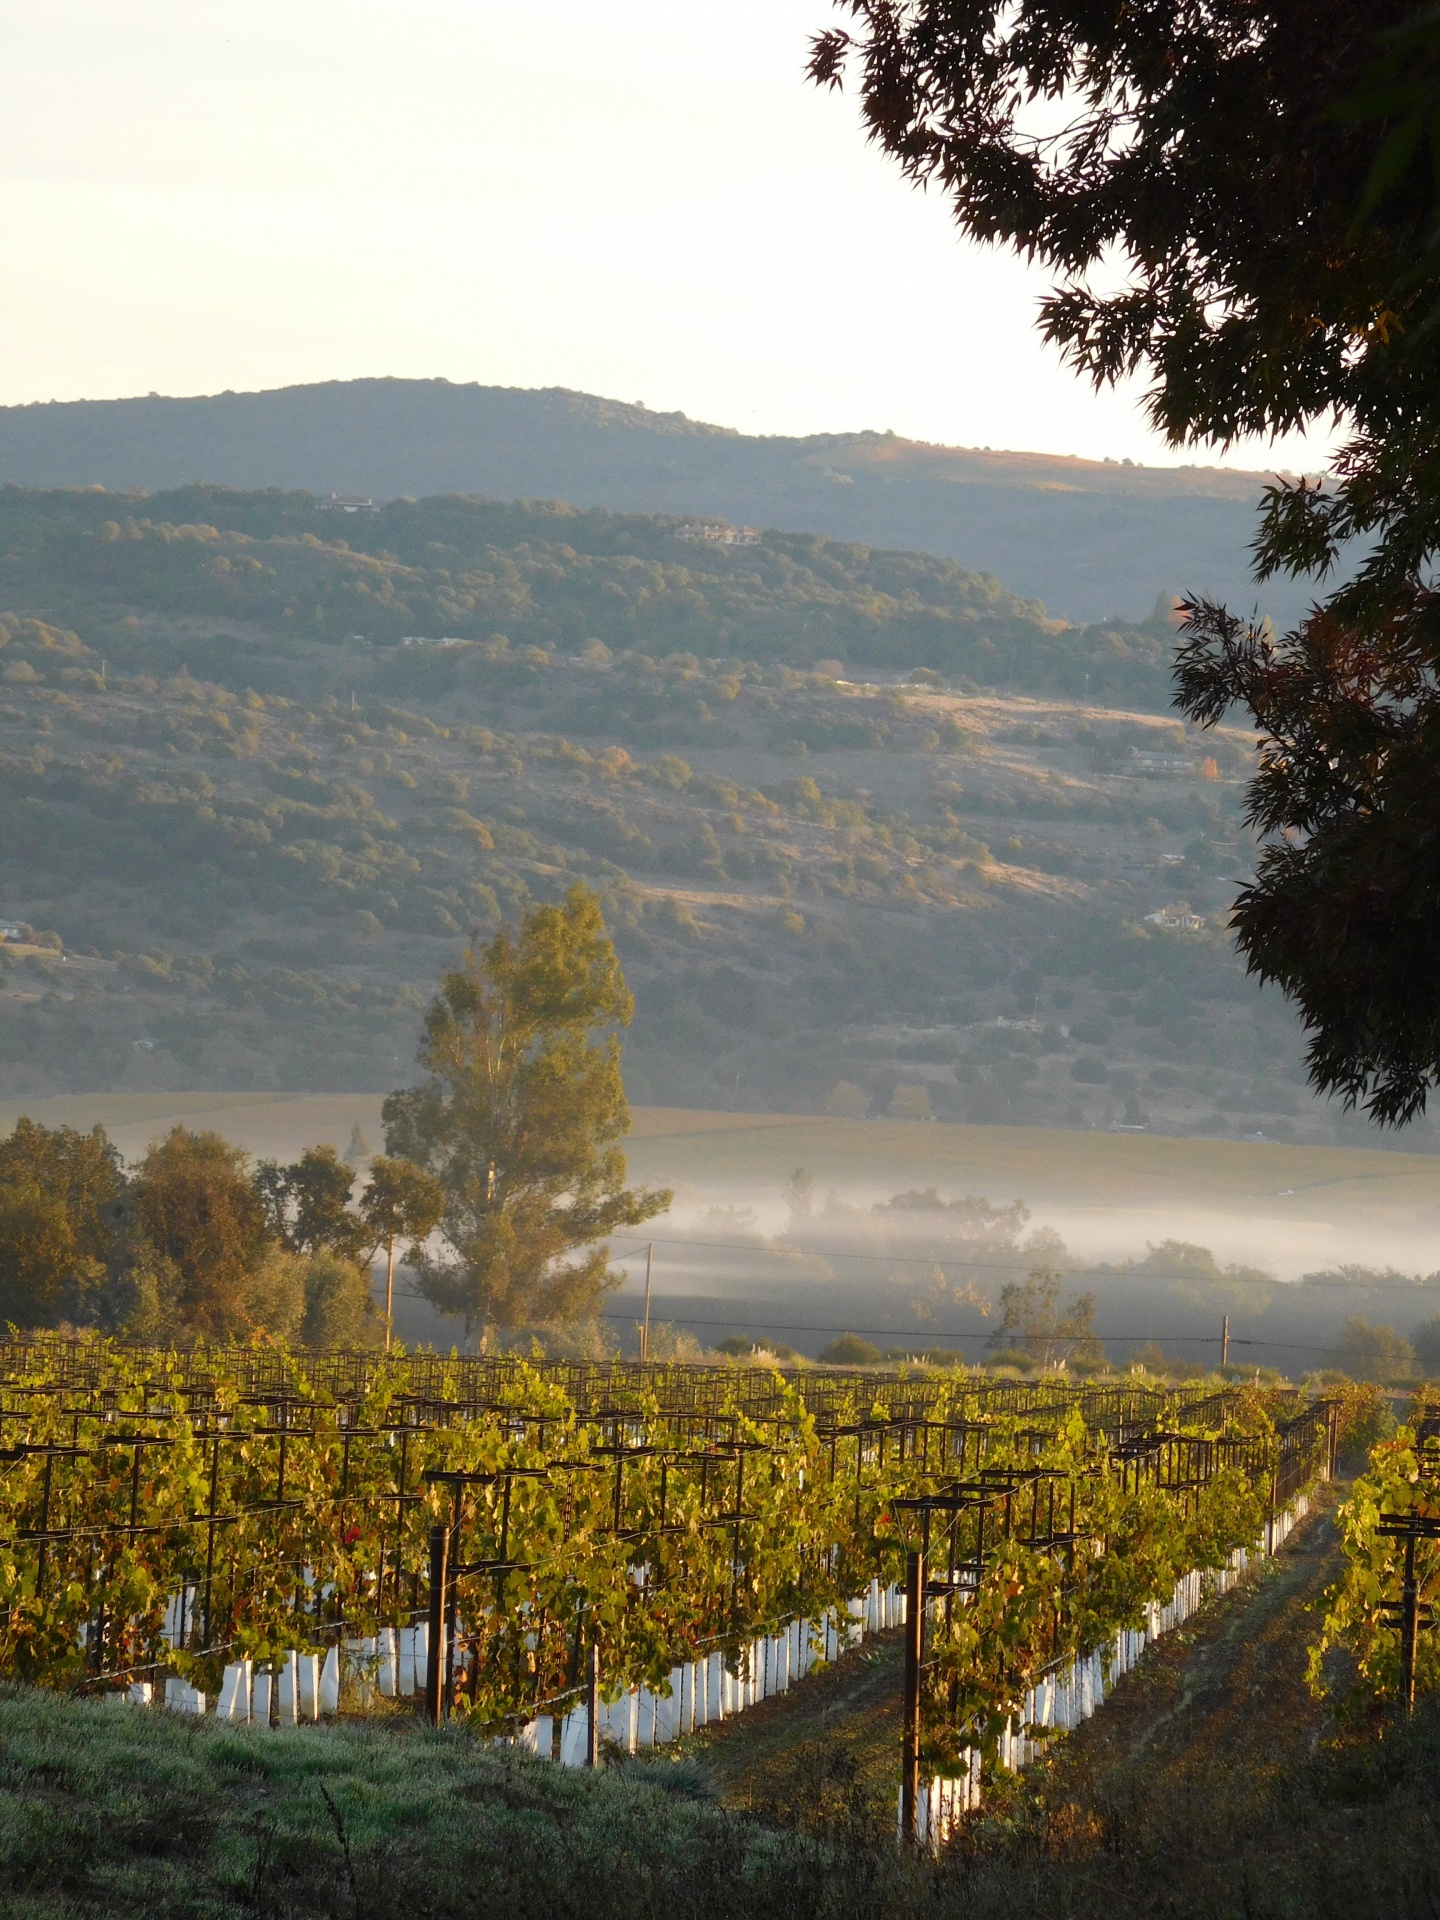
[0,1686,906,1919]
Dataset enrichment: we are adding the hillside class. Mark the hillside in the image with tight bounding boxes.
[0,483,1090,691]
[0,481,1389,1154]
[0,379,1309,625]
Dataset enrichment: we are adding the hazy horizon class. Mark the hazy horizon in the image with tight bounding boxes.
[0,1,1335,475]
[0,373,1311,484]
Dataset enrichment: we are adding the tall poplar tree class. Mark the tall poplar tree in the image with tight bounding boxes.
[382,887,669,1342]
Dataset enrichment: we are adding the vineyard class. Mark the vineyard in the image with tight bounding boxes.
[0,1335,1338,1832]
[1310,1393,1440,1713]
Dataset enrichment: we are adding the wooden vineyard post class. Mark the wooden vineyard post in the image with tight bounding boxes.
[202,1429,221,1649]
[426,1522,449,1726]
[586,1636,600,1768]
[901,1547,925,1847]
[444,1518,462,1713]
[1401,1530,1419,1716]
[1378,1513,1439,1715]
[1267,1462,1279,1556]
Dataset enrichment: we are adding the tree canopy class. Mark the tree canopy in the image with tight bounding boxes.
[127,1129,273,1341]
[0,1120,120,1327]
[256,1144,367,1261]
[810,1,1407,450]
[0,1117,438,1346]
[382,886,669,1340]
[812,2,1440,1122]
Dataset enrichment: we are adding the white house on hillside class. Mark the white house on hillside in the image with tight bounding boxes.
[1145,903,1205,932]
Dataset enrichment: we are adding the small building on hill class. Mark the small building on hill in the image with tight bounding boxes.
[1145,903,1205,932]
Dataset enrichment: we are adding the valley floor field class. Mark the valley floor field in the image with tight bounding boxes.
[3,1097,1438,1277]
[623,1110,1440,1274]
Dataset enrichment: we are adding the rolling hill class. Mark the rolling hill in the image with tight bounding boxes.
[0,379,1310,626]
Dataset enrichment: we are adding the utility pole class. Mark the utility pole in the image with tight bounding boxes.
[901,1548,925,1847]
[640,1243,653,1364]
[384,1236,397,1352]
[1221,1315,1230,1369]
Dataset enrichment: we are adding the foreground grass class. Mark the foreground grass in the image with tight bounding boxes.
[0,1687,914,1920]
[3,1680,1440,1920]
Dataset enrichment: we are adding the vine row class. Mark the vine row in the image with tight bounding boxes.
[0,1337,1334,1754]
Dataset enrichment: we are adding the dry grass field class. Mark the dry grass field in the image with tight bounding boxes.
[625,1107,1440,1213]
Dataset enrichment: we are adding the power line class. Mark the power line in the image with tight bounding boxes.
[387,1286,1345,1353]
[597,1307,1339,1353]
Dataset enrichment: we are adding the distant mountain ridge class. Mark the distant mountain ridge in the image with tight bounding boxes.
[0,378,1306,624]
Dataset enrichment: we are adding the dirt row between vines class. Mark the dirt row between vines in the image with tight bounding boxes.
[674,1485,1440,1916]
[683,1492,1343,1835]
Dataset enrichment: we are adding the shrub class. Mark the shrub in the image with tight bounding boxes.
[818,1333,882,1366]
[824,1080,869,1118]
[888,1083,933,1121]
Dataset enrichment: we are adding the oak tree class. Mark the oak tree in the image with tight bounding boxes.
[0,1120,122,1328]
[255,1145,366,1260]
[811,2,1440,1121]
[128,1128,272,1340]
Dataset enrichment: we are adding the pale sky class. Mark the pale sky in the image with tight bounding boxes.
[0,0,1331,469]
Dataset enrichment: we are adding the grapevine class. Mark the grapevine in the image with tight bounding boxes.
[0,1335,1333,1755]
[1310,1393,1440,1708]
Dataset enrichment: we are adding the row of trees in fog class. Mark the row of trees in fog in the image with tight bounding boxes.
[0,873,1436,1383]
[0,888,665,1347]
